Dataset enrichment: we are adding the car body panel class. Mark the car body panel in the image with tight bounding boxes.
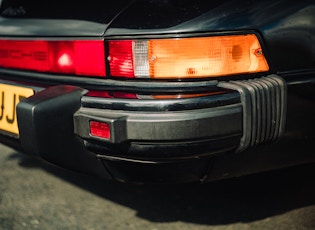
[0,18,107,36]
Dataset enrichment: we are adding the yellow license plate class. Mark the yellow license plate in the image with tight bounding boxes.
[0,83,34,135]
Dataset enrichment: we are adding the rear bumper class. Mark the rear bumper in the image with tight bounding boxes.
[74,92,242,158]
[73,75,286,157]
[13,74,287,183]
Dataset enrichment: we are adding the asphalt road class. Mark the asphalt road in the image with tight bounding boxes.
[0,143,315,230]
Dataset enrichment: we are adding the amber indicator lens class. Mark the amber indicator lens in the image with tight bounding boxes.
[148,35,269,78]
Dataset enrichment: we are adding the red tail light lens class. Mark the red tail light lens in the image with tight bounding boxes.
[49,42,75,74]
[108,40,134,78]
[0,40,106,77]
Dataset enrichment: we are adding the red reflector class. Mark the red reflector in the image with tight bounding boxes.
[108,40,134,78]
[0,40,106,77]
[90,121,111,139]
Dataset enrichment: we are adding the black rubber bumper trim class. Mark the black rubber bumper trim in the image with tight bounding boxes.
[16,85,112,179]
[17,85,85,155]
[86,133,241,159]
[81,90,240,112]
[218,74,287,152]
[100,155,215,184]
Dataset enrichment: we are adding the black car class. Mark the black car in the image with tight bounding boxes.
[0,0,314,183]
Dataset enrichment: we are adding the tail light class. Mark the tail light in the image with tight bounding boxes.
[0,40,106,76]
[108,34,269,79]
[0,34,269,80]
